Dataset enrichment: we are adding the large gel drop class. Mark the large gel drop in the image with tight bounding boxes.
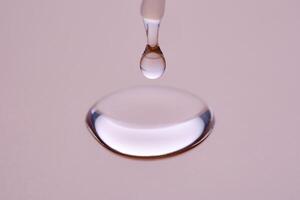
[86,86,214,158]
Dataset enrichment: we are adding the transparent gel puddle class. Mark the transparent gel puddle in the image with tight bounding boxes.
[86,86,214,158]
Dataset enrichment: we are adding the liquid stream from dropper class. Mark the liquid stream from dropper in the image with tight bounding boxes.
[140,19,166,79]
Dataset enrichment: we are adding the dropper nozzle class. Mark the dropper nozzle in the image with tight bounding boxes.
[141,0,165,21]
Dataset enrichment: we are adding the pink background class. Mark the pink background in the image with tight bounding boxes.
[1,0,300,199]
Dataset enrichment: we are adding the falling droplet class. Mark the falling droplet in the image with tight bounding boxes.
[140,45,166,79]
[140,19,166,79]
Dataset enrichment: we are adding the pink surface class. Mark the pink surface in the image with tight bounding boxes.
[1,0,300,199]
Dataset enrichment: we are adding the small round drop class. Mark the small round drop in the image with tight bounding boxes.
[140,47,166,79]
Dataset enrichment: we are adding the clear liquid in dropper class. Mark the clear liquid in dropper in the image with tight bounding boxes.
[140,19,166,79]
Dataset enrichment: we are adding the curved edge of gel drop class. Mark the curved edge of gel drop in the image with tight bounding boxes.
[85,109,215,160]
